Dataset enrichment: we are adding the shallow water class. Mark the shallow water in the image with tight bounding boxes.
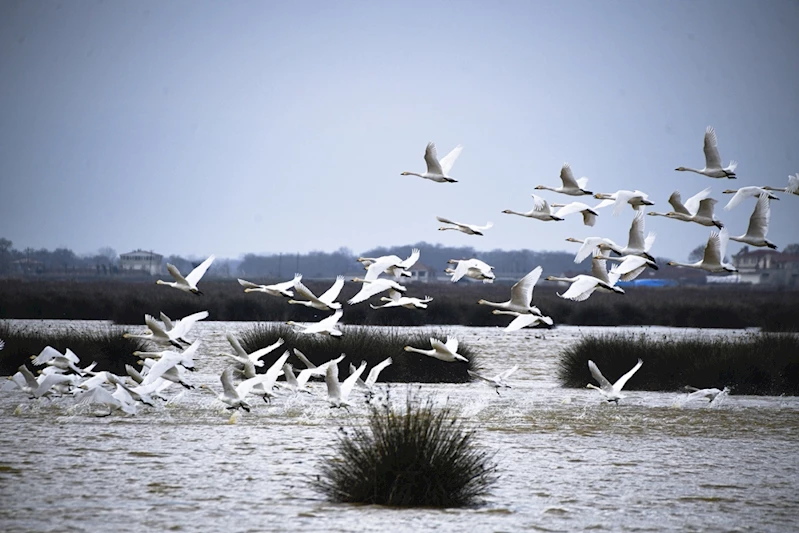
[1,321,798,532]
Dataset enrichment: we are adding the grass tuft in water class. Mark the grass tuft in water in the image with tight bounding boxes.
[557,332,799,395]
[238,323,476,383]
[313,391,498,507]
[0,321,150,375]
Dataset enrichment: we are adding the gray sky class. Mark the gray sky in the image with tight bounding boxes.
[1,0,798,262]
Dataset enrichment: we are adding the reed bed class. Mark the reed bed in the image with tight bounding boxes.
[313,392,498,507]
[0,321,149,376]
[238,323,476,383]
[558,332,799,396]
[0,279,797,330]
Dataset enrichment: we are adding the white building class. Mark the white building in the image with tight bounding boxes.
[119,249,163,275]
[732,247,799,287]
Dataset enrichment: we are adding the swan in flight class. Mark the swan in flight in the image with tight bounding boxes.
[401,142,463,183]
[158,310,209,346]
[350,356,393,393]
[566,236,624,264]
[502,194,564,221]
[619,210,657,261]
[478,266,545,314]
[279,363,314,394]
[31,346,87,374]
[218,333,285,378]
[156,255,215,295]
[545,273,624,301]
[370,289,433,309]
[762,173,799,196]
[348,278,406,305]
[404,337,467,363]
[287,308,345,336]
[535,163,593,196]
[446,258,495,283]
[722,186,779,211]
[124,314,202,349]
[491,310,553,331]
[437,216,493,236]
[133,339,200,371]
[238,273,301,298]
[74,384,138,416]
[326,360,367,408]
[288,275,344,310]
[551,201,599,226]
[729,194,777,249]
[675,126,737,179]
[587,358,643,403]
[684,385,730,403]
[139,353,195,389]
[606,254,659,282]
[667,227,738,272]
[358,249,420,280]
[648,187,723,228]
[467,365,518,394]
[594,190,654,215]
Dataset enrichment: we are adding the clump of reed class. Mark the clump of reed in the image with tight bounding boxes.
[313,392,498,507]
[238,323,476,383]
[557,332,799,396]
[0,321,149,375]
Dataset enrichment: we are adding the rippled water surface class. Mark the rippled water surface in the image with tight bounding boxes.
[1,321,798,532]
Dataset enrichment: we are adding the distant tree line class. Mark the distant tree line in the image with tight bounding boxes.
[0,238,118,276]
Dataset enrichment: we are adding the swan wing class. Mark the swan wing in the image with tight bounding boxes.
[226,332,248,358]
[318,275,346,304]
[348,280,391,305]
[531,194,548,211]
[237,278,263,289]
[429,337,449,354]
[325,362,342,401]
[398,248,421,269]
[588,360,614,392]
[591,254,610,283]
[613,358,643,392]
[439,144,463,175]
[444,337,459,354]
[723,187,755,211]
[786,174,799,194]
[423,142,445,175]
[166,263,188,285]
[264,350,291,384]
[471,221,494,231]
[436,215,461,227]
[559,163,579,188]
[365,357,393,387]
[248,338,286,363]
[612,190,636,216]
[684,187,712,216]
[667,190,689,215]
[505,313,543,332]
[185,255,215,287]
[32,346,65,366]
[702,231,723,266]
[292,348,316,369]
[449,260,469,282]
[498,365,519,380]
[509,266,542,308]
[364,256,400,281]
[144,314,170,339]
[694,198,717,219]
[627,211,647,250]
[703,126,723,169]
[744,194,770,239]
[169,310,208,339]
[554,201,590,218]
[293,278,320,301]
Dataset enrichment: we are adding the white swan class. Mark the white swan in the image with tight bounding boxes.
[291,349,345,379]
[133,339,200,371]
[594,189,654,215]
[436,216,493,236]
[729,194,777,249]
[401,142,463,183]
[648,187,723,228]
[551,201,599,226]
[535,163,593,196]
[684,385,730,403]
[238,273,301,298]
[667,227,738,272]
[467,365,518,394]
[545,273,624,301]
[31,346,86,374]
[326,360,367,408]
[279,363,314,394]
[287,276,345,310]
[139,354,195,389]
[159,310,209,345]
[491,309,553,331]
[347,278,406,305]
[502,194,564,221]
[446,258,495,283]
[350,356,393,392]
[218,333,285,378]
[286,308,344,336]
[156,255,215,295]
[478,266,544,314]
[124,313,203,349]
[404,337,467,363]
[762,173,799,196]
[73,384,138,416]
[675,126,737,179]
[587,358,643,403]
[370,289,433,309]
[722,186,779,211]
[360,249,420,280]
[606,254,659,281]
[566,236,624,264]
[619,210,657,261]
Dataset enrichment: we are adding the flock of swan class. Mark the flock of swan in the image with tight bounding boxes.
[6,127,794,411]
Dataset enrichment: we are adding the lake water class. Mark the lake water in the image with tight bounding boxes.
[1,321,798,532]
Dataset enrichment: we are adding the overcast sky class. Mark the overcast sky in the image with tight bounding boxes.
[1,0,797,262]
